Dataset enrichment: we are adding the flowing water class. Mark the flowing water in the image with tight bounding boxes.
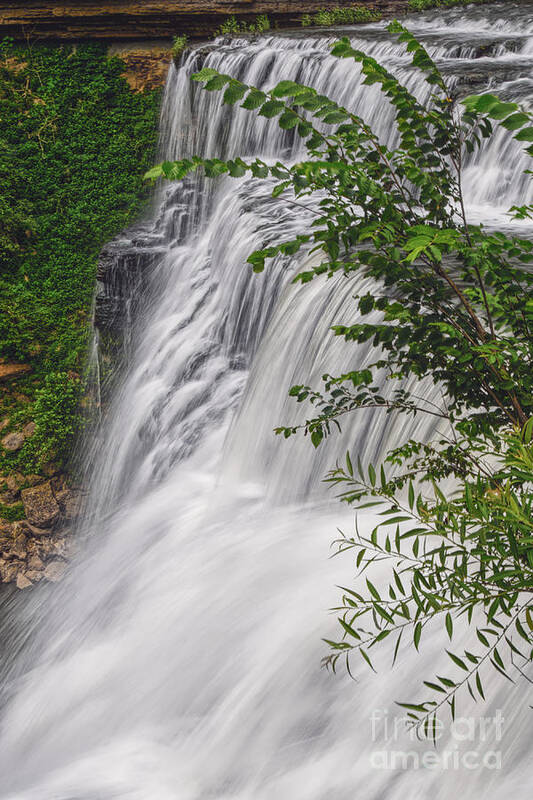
[1,3,533,798]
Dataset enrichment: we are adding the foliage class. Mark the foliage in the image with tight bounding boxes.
[0,40,160,474]
[214,14,271,38]
[301,5,381,27]
[326,423,533,735]
[0,502,24,522]
[148,21,533,729]
[171,35,188,59]
[22,371,82,468]
[408,0,490,10]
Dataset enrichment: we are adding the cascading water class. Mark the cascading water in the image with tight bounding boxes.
[1,3,533,798]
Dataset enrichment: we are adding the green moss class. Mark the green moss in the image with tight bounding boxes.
[0,502,24,522]
[0,40,161,474]
[171,35,188,60]
[301,5,381,27]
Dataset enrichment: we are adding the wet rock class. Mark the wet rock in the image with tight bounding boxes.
[51,536,70,559]
[50,474,67,494]
[0,560,19,583]
[1,431,24,451]
[21,481,60,528]
[27,553,44,571]
[16,573,32,590]
[55,489,82,520]
[25,569,43,583]
[43,560,66,582]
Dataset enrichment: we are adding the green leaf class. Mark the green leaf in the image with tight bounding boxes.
[311,428,323,448]
[515,128,533,142]
[259,100,285,118]
[501,112,530,131]
[223,82,247,104]
[414,621,422,651]
[242,89,267,109]
[271,80,303,98]
[366,578,381,601]
[278,111,299,130]
[346,451,354,477]
[204,75,231,91]
[446,650,468,671]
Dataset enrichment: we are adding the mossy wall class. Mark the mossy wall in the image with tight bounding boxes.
[0,40,161,476]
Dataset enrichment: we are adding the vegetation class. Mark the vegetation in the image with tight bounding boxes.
[148,22,533,732]
[0,501,24,522]
[214,14,271,38]
[0,40,160,474]
[408,0,490,10]
[171,35,188,60]
[302,5,381,27]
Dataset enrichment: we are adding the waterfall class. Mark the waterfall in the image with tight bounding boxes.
[1,3,532,797]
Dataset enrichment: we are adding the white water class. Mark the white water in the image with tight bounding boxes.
[1,4,533,798]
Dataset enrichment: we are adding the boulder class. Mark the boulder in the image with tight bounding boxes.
[43,560,66,582]
[1,431,24,451]
[25,569,43,583]
[55,489,82,521]
[16,573,32,590]
[0,560,19,583]
[27,553,44,571]
[21,482,60,528]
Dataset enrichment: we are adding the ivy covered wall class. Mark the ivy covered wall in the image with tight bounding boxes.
[0,40,161,479]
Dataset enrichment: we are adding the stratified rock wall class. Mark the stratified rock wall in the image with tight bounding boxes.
[0,1,402,40]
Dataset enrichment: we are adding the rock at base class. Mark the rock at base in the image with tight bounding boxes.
[16,573,32,590]
[21,482,60,528]
[43,560,66,582]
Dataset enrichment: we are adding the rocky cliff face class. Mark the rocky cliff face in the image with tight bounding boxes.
[0,1,403,40]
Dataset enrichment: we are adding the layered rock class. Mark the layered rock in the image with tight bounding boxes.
[0,1,403,41]
[95,223,167,336]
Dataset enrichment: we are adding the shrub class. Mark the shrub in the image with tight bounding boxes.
[302,5,381,27]
[171,35,188,59]
[25,372,82,467]
[215,14,271,38]
[408,0,490,10]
